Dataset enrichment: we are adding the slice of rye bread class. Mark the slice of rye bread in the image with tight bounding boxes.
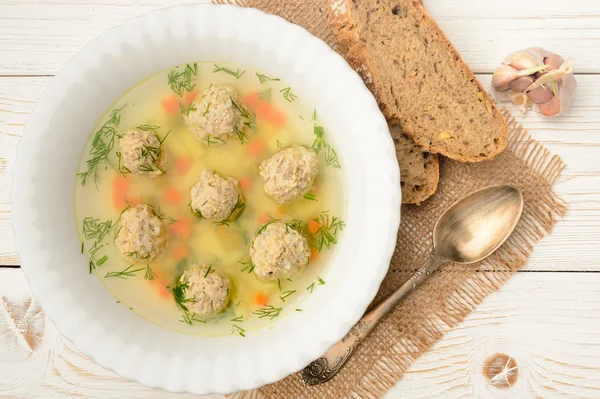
[390,124,439,204]
[328,0,508,162]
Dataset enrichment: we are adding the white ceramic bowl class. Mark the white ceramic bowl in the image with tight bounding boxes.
[11,4,400,394]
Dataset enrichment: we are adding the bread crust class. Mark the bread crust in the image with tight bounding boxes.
[328,0,508,162]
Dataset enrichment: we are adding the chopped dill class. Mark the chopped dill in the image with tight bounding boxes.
[78,105,126,188]
[144,265,156,281]
[89,260,95,274]
[204,135,227,146]
[276,139,283,148]
[80,241,84,254]
[153,207,178,224]
[231,98,256,131]
[312,211,345,251]
[104,264,144,279]
[317,276,326,285]
[158,129,171,145]
[252,305,282,320]
[279,290,296,302]
[203,102,211,116]
[235,129,251,145]
[136,124,160,131]
[258,88,272,102]
[256,72,280,84]
[172,280,194,312]
[204,265,213,278]
[312,126,326,154]
[325,146,341,168]
[180,312,206,326]
[307,282,315,293]
[304,193,317,201]
[214,196,245,226]
[284,219,304,234]
[213,64,246,79]
[230,315,244,323]
[123,251,151,261]
[311,109,317,122]
[96,255,108,267]
[280,87,297,102]
[115,152,131,177]
[232,324,246,337]
[298,115,305,120]
[167,63,198,97]
[179,102,197,116]
[277,279,282,292]
[295,308,303,312]
[239,259,255,273]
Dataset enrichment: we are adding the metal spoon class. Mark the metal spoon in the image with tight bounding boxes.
[301,185,524,385]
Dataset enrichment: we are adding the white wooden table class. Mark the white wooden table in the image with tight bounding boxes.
[1,1,600,397]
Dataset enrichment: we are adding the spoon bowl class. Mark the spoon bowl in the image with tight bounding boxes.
[434,185,524,263]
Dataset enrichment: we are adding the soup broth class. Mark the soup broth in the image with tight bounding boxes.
[75,62,346,336]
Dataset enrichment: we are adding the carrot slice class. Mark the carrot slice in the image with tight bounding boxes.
[175,157,190,175]
[164,187,182,203]
[161,95,180,115]
[171,218,193,239]
[157,284,170,298]
[239,176,252,191]
[255,292,268,306]
[244,92,286,128]
[172,243,189,261]
[308,219,321,234]
[310,248,319,261]
[248,138,264,156]
[183,90,198,106]
[112,174,130,209]
[258,213,271,225]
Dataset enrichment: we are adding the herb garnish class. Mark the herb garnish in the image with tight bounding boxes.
[311,124,342,168]
[82,216,117,272]
[180,312,207,326]
[115,152,131,177]
[324,147,341,168]
[304,193,317,201]
[137,124,160,131]
[215,196,246,226]
[279,290,296,302]
[203,102,211,116]
[213,64,246,79]
[172,280,194,312]
[256,73,280,84]
[180,102,197,116]
[312,211,345,251]
[252,305,283,320]
[104,264,145,279]
[167,63,198,97]
[312,126,326,154]
[231,324,246,337]
[230,315,244,323]
[239,259,255,273]
[204,135,227,146]
[259,88,272,102]
[276,139,283,148]
[153,207,178,224]
[144,265,156,281]
[78,105,126,187]
[231,98,256,131]
[280,87,297,102]
[204,265,213,278]
[255,217,303,236]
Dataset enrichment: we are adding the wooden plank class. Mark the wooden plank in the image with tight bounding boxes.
[2,268,600,397]
[1,0,600,75]
[1,75,599,269]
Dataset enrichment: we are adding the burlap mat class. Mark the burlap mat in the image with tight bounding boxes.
[217,0,568,397]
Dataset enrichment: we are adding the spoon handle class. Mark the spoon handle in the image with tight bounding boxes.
[301,255,442,385]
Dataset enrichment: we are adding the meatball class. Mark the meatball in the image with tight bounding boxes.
[115,204,168,262]
[250,222,310,280]
[184,85,243,141]
[259,146,318,204]
[190,169,244,222]
[177,264,231,317]
[119,129,165,177]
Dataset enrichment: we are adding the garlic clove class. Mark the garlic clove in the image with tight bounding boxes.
[537,54,565,78]
[538,96,561,117]
[492,64,548,92]
[510,91,534,107]
[527,85,554,104]
[526,59,574,92]
[492,65,520,91]
[502,49,544,70]
[509,76,535,92]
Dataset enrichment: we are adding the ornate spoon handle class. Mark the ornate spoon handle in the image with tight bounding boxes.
[301,255,442,385]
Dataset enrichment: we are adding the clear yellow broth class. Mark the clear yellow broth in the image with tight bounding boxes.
[74,62,347,336]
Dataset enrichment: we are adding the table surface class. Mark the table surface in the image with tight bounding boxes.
[1,0,600,397]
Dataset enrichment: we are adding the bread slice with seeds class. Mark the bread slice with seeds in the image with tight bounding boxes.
[328,0,508,162]
[390,124,439,204]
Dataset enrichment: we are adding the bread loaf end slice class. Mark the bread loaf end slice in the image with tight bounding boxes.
[328,0,508,162]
